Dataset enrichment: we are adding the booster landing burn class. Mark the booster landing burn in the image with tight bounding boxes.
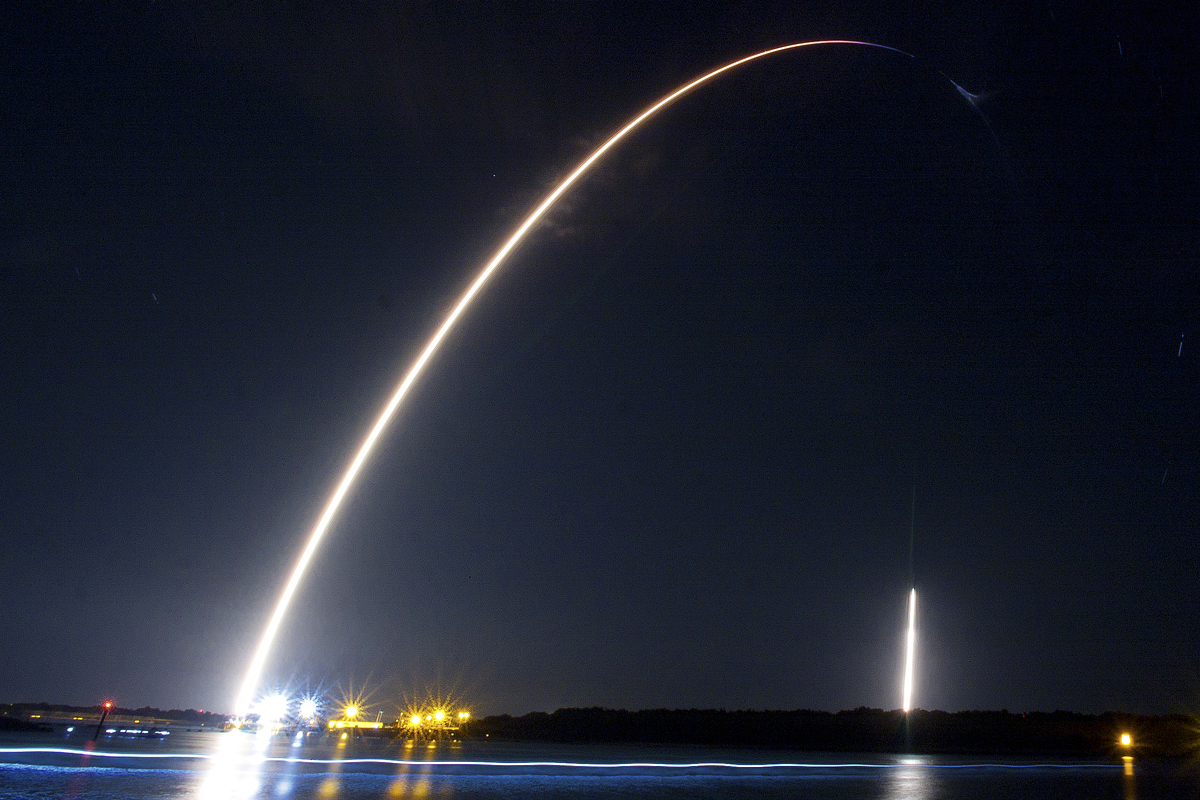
[903,588,916,712]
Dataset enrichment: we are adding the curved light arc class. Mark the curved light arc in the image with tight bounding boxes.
[235,39,914,715]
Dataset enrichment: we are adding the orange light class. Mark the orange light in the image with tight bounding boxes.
[1120,733,1132,746]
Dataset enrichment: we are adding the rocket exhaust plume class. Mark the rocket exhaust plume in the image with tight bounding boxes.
[903,588,916,712]
[233,40,915,715]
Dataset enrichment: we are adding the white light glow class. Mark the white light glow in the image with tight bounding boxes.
[233,39,915,714]
[903,588,916,712]
[257,693,288,723]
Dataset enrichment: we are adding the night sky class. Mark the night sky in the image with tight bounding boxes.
[2,3,1196,718]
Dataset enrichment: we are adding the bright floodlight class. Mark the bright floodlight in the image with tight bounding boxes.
[232,39,915,715]
[410,715,422,726]
[903,588,916,712]
[344,705,359,719]
[434,710,445,721]
[1121,733,1132,746]
[259,693,288,722]
[299,698,318,719]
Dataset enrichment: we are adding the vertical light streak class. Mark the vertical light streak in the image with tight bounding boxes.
[903,588,916,712]
[234,39,914,715]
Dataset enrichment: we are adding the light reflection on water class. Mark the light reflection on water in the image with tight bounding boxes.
[0,730,1164,799]
[883,757,937,800]
[192,731,461,799]
[197,727,273,799]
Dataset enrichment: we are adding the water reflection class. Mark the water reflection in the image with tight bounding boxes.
[190,727,458,798]
[60,739,97,800]
[884,757,937,800]
[386,738,443,798]
[197,729,273,799]
[1123,756,1137,800]
[5,731,1143,798]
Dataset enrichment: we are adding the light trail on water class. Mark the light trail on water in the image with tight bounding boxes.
[0,748,1121,771]
[234,40,917,714]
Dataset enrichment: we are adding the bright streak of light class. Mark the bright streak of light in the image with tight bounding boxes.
[0,748,1122,770]
[233,39,915,714]
[903,588,916,712]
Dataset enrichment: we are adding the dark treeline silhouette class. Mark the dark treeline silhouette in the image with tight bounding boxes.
[2,702,227,726]
[473,707,1196,757]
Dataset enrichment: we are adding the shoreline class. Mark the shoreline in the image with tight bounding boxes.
[5,702,1194,758]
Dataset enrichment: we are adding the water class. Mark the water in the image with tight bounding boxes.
[0,728,1195,799]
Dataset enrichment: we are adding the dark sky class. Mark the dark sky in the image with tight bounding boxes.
[2,3,1196,717]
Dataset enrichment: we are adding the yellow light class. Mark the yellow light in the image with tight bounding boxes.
[434,710,445,722]
[1121,733,1132,746]
[345,705,358,719]
[411,715,422,726]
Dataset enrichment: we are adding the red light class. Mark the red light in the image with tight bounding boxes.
[103,701,113,710]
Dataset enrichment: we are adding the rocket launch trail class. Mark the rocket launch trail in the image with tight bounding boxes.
[234,40,920,715]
